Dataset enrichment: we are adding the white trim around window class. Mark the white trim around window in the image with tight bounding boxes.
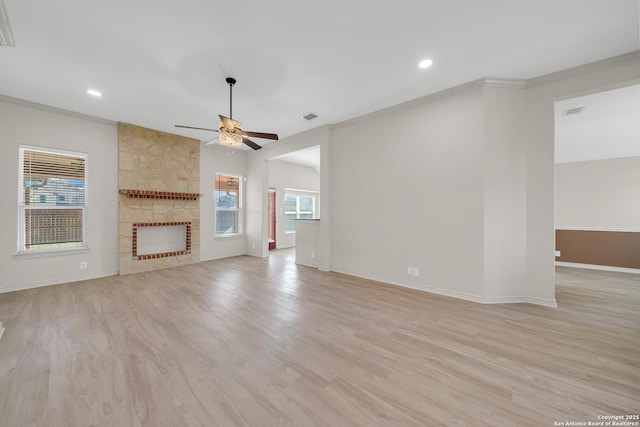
[214,172,243,237]
[17,145,89,255]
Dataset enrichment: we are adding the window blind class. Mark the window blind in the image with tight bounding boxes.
[19,147,87,251]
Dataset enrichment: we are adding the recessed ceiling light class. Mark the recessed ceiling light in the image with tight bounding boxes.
[418,59,433,69]
[87,89,102,97]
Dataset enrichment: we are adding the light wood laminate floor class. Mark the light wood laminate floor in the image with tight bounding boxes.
[1,250,638,426]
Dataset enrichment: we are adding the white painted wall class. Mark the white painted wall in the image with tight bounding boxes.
[199,145,248,261]
[331,83,488,300]
[294,220,320,268]
[555,156,640,230]
[483,84,527,299]
[268,159,320,249]
[0,98,118,293]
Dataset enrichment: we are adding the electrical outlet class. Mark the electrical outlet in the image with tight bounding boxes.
[413,268,419,277]
[80,261,87,270]
[555,250,561,257]
[311,251,315,259]
[408,267,413,275]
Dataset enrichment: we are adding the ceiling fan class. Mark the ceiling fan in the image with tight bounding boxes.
[175,77,278,150]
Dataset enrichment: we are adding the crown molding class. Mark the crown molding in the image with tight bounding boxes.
[484,78,526,88]
[331,77,527,131]
[0,94,115,125]
[331,79,486,131]
[525,50,640,88]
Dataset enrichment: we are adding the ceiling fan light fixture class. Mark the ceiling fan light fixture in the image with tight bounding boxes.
[219,119,242,131]
[175,77,277,151]
[219,131,243,148]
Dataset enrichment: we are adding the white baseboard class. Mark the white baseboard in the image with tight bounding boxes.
[482,296,527,304]
[332,268,486,304]
[556,261,640,275]
[526,296,558,308]
[330,268,556,307]
[481,296,557,307]
[295,260,319,269]
[0,271,118,294]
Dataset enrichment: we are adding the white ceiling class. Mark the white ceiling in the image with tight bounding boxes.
[0,1,638,151]
[555,83,640,163]
[273,146,320,173]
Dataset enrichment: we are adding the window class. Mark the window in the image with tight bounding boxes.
[18,146,87,252]
[284,190,318,234]
[215,173,242,236]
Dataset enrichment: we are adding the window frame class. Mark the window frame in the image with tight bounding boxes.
[284,189,319,235]
[214,172,243,238]
[17,145,89,255]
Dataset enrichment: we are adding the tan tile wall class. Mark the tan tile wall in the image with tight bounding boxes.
[118,123,200,274]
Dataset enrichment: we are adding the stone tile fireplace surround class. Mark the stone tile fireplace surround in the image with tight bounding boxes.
[118,123,200,274]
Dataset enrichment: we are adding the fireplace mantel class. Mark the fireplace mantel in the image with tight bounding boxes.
[119,189,202,200]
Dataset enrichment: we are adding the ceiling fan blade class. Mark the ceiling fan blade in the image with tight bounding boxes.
[242,137,262,150]
[175,125,219,132]
[242,131,279,141]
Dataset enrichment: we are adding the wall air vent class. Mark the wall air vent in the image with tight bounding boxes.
[0,0,15,47]
[301,113,318,121]
[562,107,585,116]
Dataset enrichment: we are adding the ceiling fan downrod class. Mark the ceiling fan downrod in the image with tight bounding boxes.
[226,77,236,119]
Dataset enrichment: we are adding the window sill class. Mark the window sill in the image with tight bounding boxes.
[214,234,244,240]
[14,247,90,260]
[285,231,296,235]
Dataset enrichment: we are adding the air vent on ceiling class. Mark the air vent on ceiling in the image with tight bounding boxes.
[0,0,15,47]
[562,107,585,116]
[301,113,318,121]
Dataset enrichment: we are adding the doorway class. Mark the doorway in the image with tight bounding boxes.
[266,146,321,256]
[268,188,276,250]
[554,83,640,273]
